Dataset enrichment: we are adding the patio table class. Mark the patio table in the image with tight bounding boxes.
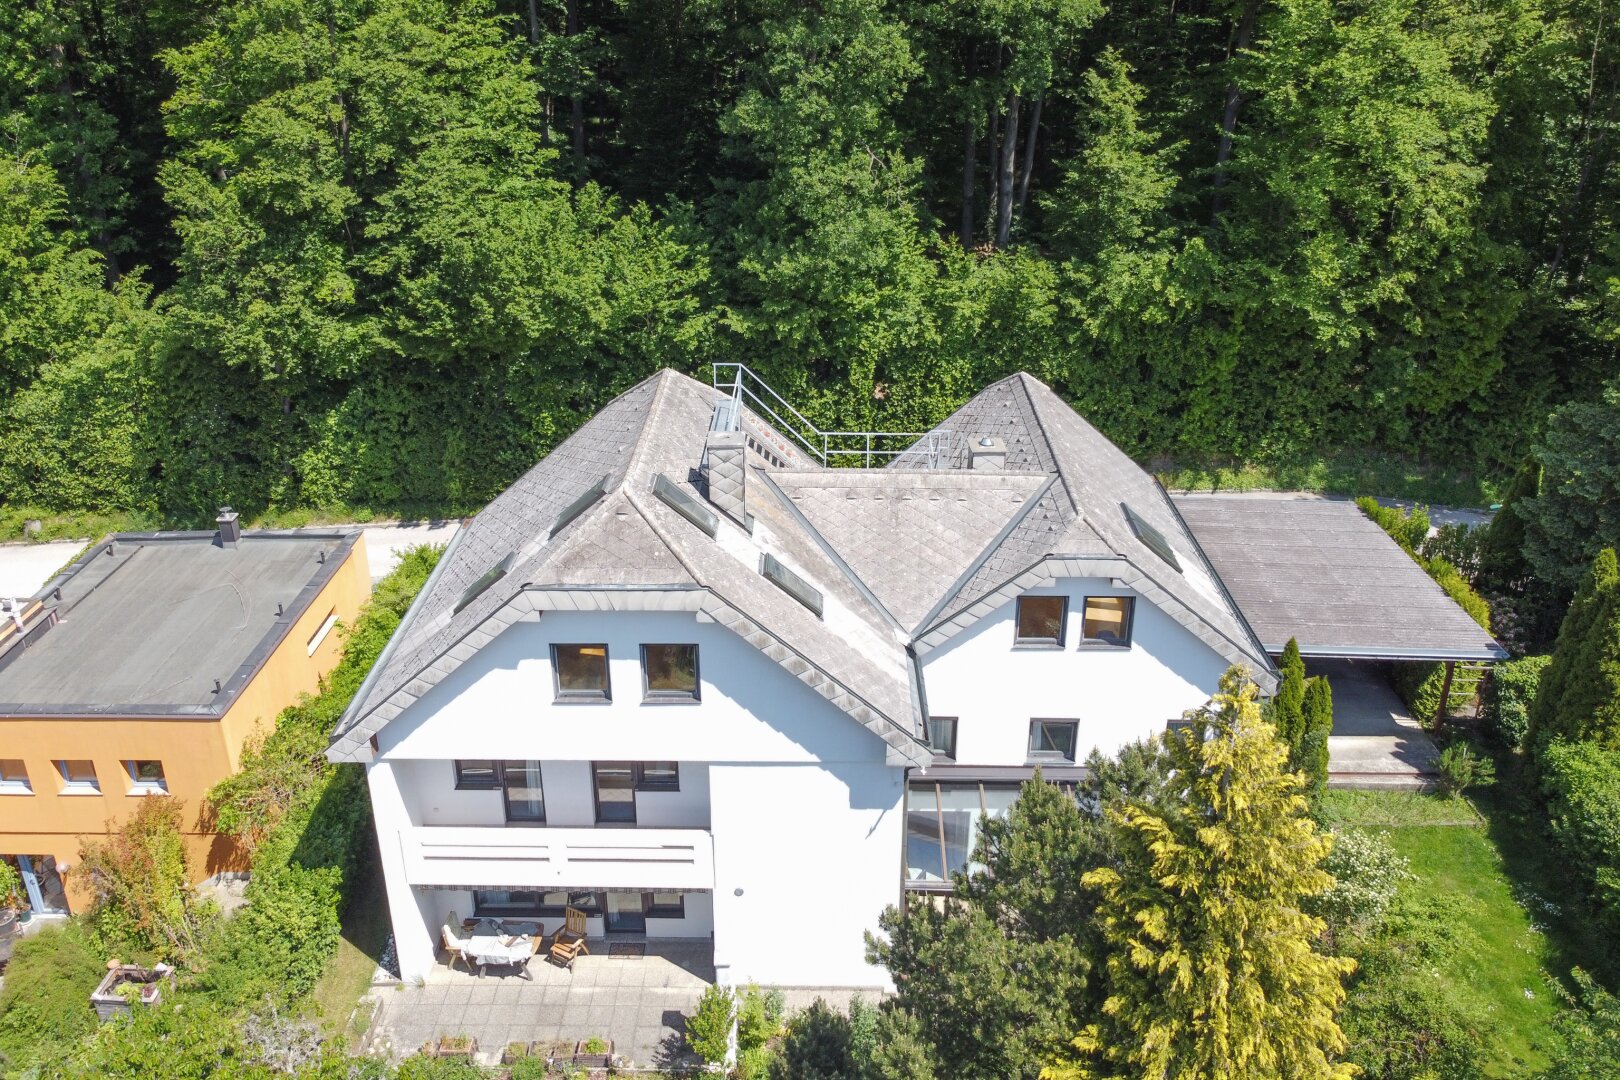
[466,931,532,969]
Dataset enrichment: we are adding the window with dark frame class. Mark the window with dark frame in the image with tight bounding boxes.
[501,760,545,823]
[453,760,500,789]
[593,762,637,823]
[1028,719,1079,762]
[1080,596,1134,647]
[639,762,680,791]
[474,889,602,918]
[1014,596,1066,645]
[553,644,610,701]
[647,891,685,918]
[926,716,958,759]
[642,644,699,701]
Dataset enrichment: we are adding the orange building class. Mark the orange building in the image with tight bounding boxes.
[0,513,369,914]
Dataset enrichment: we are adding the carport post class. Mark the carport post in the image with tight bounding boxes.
[1434,660,1456,730]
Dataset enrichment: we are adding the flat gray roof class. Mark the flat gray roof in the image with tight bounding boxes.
[1172,496,1507,662]
[0,530,358,716]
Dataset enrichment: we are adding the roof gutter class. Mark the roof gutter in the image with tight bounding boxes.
[326,523,469,761]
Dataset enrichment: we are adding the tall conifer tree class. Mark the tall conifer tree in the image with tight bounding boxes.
[1530,548,1620,747]
[1050,669,1356,1079]
[1274,637,1307,753]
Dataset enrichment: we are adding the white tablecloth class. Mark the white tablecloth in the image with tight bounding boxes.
[466,932,532,967]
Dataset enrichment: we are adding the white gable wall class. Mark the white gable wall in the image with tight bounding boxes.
[920,579,1230,763]
[368,609,904,987]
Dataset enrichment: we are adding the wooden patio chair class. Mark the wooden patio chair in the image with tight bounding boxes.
[441,921,472,972]
[549,906,590,969]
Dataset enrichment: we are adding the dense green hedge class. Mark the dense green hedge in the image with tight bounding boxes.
[0,922,105,1071]
[1355,499,1493,724]
[197,545,443,1007]
[1484,655,1551,751]
[1540,740,1620,950]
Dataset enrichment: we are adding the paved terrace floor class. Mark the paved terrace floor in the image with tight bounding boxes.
[364,941,714,1071]
[1315,658,1441,790]
[363,942,888,1071]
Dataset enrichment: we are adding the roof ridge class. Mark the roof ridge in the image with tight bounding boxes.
[619,368,686,490]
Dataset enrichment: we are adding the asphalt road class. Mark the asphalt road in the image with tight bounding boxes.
[0,519,462,603]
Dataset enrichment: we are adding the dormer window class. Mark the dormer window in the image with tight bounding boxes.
[1014,596,1066,646]
[1081,596,1134,648]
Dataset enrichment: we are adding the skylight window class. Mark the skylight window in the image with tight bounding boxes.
[653,474,718,537]
[547,475,610,539]
[1123,504,1182,572]
[454,551,514,614]
[761,553,823,618]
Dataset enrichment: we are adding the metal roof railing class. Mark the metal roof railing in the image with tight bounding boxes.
[712,362,953,468]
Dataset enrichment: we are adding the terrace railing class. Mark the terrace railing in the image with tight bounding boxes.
[711,362,953,468]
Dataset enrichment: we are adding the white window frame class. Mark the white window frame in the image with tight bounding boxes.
[124,760,168,795]
[55,759,101,794]
[0,759,31,795]
[306,609,339,656]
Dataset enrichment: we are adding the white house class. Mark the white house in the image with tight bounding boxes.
[327,366,1279,989]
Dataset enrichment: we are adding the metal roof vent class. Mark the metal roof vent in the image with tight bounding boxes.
[216,506,241,548]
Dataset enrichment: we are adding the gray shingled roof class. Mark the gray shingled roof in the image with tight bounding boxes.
[891,374,1276,681]
[331,370,925,764]
[1172,496,1508,661]
[335,370,1330,762]
[764,471,1048,629]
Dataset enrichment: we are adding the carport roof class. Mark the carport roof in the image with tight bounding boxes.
[1171,496,1508,662]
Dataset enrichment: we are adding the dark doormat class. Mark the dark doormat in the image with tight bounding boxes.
[609,942,646,958]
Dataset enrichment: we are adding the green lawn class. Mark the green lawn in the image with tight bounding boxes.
[309,834,391,1043]
[1319,790,1565,1075]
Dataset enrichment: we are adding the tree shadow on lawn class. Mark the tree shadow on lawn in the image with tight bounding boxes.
[1472,755,1618,991]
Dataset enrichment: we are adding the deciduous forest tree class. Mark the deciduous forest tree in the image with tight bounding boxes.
[1,0,1617,520]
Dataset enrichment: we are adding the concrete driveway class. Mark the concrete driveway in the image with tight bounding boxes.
[0,520,462,602]
[1311,658,1440,788]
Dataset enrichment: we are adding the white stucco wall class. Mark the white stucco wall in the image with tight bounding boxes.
[920,579,1230,764]
[368,609,905,986]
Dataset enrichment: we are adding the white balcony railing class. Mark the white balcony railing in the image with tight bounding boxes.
[400,825,714,891]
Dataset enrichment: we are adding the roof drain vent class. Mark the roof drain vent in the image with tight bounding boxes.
[704,399,748,525]
[971,436,1007,471]
[216,506,241,548]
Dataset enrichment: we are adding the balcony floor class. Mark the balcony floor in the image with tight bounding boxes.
[365,939,714,1070]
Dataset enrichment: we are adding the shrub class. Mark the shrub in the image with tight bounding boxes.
[737,982,784,1054]
[1541,968,1620,1080]
[76,795,217,962]
[1527,547,1620,749]
[1356,497,1431,553]
[0,922,104,1072]
[0,859,22,910]
[685,983,735,1065]
[1539,740,1620,932]
[1310,829,1413,939]
[1484,654,1551,751]
[1393,661,1446,725]
[1421,522,1486,582]
[1340,897,1487,1080]
[1299,675,1333,798]
[1436,744,1496,798]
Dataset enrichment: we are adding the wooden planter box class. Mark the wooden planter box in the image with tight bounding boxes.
[90,964,172,1023]
[427,1035,477,1059]
[573,1038,614,1068]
